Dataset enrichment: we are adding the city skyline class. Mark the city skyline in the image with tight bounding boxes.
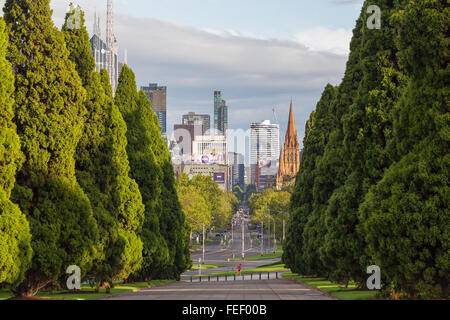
[0,0,361,148]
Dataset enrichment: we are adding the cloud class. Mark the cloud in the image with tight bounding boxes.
[114,16,348,133]
[295,27,353,56]
[0,0,351,146]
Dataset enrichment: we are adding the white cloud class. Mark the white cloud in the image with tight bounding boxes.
[0,0,351,140]
[295,26,353,56]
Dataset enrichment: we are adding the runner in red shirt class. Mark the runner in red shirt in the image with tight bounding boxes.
[237,264,242,276]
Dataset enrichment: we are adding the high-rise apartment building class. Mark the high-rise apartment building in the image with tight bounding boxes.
[182,112,211,135]
[250,120,280,189]
[214,91,228,136]
[142,83,167,133]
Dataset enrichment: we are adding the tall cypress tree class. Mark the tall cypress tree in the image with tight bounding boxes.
[115,66,170,280]
[4,0,98,296]
[320,0,405,285]
[115,66,189,280]
[359,0,449,298]
[62,5,145,286]
[283,84,337,275]
[135,90,190,279]
[0,17,32,287]
[100,69,145,282]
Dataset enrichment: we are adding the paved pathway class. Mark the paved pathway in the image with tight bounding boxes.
[99,279,336,300]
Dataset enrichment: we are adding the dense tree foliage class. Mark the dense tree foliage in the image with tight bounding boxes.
[232,185,244,202]
[0,17,32,287]
[359,0,449,299]
[248,187,291,243]
[4,0,99,297]
[177,174,238,240]
[115,66,189,280]
[285,0,449,298]
[62,6,145,287]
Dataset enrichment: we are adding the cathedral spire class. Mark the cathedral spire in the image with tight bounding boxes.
[276,99,300,190]
[285,99,297,143]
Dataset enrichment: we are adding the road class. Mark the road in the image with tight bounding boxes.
[99,205,335,300]
[187,206,279,276]
[99,279,335,300]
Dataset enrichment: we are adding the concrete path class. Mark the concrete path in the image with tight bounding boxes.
[98,279,336,300]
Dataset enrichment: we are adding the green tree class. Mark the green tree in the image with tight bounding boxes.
[115,66,188,280]
[284,84,338,275]
[233,185,244,202]
[62,6,145,287]
[359,0,449,299]
[0,17,32,287]
[320,0,406,285]
[4,0,99,296]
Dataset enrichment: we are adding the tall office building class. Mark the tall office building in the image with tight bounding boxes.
[90,1,119,93]
[250,120,280,189]
[182,112,211,135]
[228,152,245,189]
[142,83,167,133]
[214,91,228,136]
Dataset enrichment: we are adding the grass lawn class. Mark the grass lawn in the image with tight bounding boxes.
[282,273,378,300]
[0,280,173,301]
[189,263,225,270]
[185,262,289,278]
[233,249,283,261]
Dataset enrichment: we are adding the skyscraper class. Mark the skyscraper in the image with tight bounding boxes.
[90,1,119,93]
[276,100,301,190]
[214,91,228,136]
[250,120,280,189]
[182,112,211,135]
[141,83,167,133]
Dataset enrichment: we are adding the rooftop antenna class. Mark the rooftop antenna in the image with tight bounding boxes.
[106,0,118,91]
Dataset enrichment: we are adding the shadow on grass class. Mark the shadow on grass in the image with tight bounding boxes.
[282,273,379,300]
[1,280,174,301]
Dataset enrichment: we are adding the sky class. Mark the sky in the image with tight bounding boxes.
[0,0,364,146]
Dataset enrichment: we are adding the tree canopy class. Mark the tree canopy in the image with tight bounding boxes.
[284,0,449,298]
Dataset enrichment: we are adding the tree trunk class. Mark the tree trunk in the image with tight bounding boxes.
[13,274,50,298]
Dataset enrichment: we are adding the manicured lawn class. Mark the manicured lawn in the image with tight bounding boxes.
[0,280,173,301]
[189,263,224,270]
[282,273,378,300]
[0,290,12,301]
[233,249,283,261]
[186,263,289,278]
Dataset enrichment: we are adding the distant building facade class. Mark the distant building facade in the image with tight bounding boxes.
[183,112,211,135]
[192,136,228,165]
[90,4,119,93]
[173,163,230,192]
[228,152,245,189]
[214,91,228,136]
[276,101,301,190]
[173,124,203,158]
[142,83,167,133]
[250,120,280,190]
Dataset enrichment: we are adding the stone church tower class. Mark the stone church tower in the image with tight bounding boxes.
[276,100,300,190]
